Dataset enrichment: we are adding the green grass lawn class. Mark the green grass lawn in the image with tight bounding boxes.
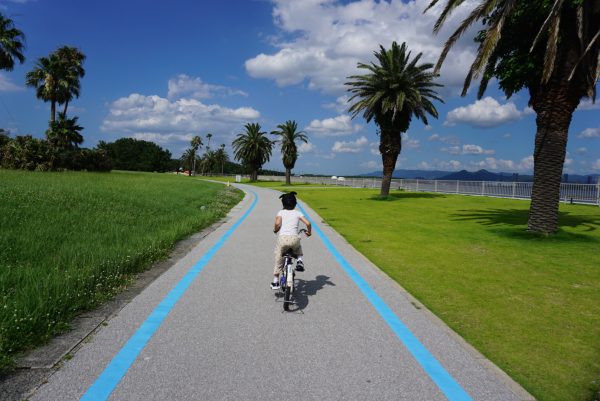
[0,170,242,369]
[267,186,599,401]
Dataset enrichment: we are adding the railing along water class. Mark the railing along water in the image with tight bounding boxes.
[255,175,600,206]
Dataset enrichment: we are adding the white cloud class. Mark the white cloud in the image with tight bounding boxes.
[576,99,600,111]
[370,142,380,155]
[298,142,316,153]
[0,74,22,92]
[576,147,588,155]
[438,160,463,170]
[101,93,261,149]
[441,146,461,155]
[468,155,534,172]
[132,133,193,144]
[445,97,525,128]
[428,133,460,145]
[578,127,600,138]
[323,95,351,113]
[332,136,368,153]
[245,0,481,94]
[167,74,247,100]
[305,114,361,136]
[592,159,600,170]
[419,159,463,170]
[403,133,420,149]
[361,160,381,169]
[424,124,433,131]
[461,144,495,155]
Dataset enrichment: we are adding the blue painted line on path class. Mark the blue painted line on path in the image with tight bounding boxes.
[297,202,473,401]
[80,190,258,401]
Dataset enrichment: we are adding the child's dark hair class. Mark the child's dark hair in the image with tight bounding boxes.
[279,192,297,210]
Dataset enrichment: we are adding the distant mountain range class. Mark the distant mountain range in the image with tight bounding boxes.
[359,169,600,183]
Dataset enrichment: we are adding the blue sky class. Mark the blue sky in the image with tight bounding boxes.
[1,0,598,176]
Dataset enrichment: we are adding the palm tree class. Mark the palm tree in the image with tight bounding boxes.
[0,13,25,71]
[346,41,443,197]
[215,144,229,175]
[425,0,600,234]
[54,46,86,116]
[271,120,308,185]
[26,47,86,123]
[26,54,61,122]
[190,135,202,175]
[45,112,83,169]
[45,112,83,150]
[200,149,219,174]
[206,132,213,150]
[232,123,273,181]
[180,148,196,175]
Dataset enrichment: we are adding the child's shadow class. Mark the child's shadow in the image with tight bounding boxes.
[291,275,335,311]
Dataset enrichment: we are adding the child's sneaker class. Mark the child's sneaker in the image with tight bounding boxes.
[270,281,280,290]
[295,260,305,272]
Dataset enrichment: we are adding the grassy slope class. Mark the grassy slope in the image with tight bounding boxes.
[0,170,242,368]
[292,188,599,401]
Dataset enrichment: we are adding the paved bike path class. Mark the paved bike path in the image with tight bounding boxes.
[30,184,530,401]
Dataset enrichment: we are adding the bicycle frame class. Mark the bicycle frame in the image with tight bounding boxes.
[280,252,296,311]
[280,254,295,290]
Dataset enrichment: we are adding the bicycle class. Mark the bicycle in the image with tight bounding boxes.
[278,228,307,311]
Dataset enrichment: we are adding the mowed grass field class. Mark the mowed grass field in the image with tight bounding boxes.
[0,170,243,369]
[282,187,598,401]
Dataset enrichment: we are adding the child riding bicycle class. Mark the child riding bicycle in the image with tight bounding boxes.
[271,191,311,290]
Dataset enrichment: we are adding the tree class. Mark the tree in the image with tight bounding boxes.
[26,54,61,122]
[26,47,86,122]
[46,112,83,151]
[190,135,202,175]
[0,13,25,71]
[271,120,308,185]
[54,46,86,116]
[99,137,173,172]
[215,144,229,175]
[206,132,213,149]
[180,148,196,174]
[1,135,51,171]
[425,0,600,234]
[199,149,218,174]
[45,112,83,169]
[232,123,273,181]
[346,41,443,197]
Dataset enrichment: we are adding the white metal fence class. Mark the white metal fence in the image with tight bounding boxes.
[257,175,600,206]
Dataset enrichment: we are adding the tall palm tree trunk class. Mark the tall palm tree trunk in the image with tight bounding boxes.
[528,47,581,234]
[285,168,291,185]
[50,101,56,123]
[379,131,401,197]
[63,99,69,116]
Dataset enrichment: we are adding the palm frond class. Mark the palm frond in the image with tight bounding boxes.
[542,9,561,84]
[431,0,467,34]
[434,0,495,73]
[530,0,564,53]
[568,28,600,81]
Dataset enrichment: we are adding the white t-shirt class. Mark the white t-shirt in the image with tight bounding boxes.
[277,209,304,236]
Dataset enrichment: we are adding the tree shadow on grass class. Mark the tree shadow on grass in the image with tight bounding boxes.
[451,208,600,242]
[368,192,447,201]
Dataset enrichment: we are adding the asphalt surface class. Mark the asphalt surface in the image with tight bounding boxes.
[28,184,533,401]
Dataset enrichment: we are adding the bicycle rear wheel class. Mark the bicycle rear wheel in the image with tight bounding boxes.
[283,286,291,311]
